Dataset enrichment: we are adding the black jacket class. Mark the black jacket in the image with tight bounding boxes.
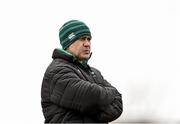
[41,49,123,123]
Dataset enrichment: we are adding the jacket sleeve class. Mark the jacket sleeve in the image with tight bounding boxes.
[90,69,123,122]
[96,93,123,122]
[50,66,117,113]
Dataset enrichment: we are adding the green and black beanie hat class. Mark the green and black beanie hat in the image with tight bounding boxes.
[59,20,91,50]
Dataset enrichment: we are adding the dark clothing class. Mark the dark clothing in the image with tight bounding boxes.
[41,49,123,123]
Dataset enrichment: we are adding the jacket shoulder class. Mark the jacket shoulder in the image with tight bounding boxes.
[45,58,75,75]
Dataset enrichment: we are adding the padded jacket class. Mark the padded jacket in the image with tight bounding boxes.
[41,49,123,123]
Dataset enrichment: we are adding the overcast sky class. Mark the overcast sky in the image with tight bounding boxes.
[0,0,179,123]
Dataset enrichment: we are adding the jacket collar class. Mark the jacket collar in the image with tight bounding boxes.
[52,48,91,69]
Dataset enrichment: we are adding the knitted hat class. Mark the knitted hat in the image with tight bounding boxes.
[59,20,91,49]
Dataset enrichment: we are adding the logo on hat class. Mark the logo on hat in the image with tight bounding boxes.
[68,33,76,40]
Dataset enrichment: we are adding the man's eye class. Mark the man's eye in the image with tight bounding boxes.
[87,37,91,41]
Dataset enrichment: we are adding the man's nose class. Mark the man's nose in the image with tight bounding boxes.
[84,39,91,47]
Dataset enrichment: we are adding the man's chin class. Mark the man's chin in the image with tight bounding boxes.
[79,55,90,60]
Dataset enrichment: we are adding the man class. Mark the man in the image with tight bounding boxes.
[41,20,123,123]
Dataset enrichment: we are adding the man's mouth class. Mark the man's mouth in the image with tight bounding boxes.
[84,50,90,54]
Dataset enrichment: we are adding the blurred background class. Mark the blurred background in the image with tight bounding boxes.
[0,0,179,123]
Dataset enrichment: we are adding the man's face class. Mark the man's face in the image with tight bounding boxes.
[67,35,91,60]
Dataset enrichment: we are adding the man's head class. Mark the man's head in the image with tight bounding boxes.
[59,20,92,60]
